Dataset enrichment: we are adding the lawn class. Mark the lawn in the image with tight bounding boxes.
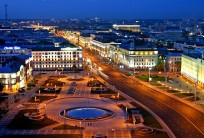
[101,94,126,101]
[186,96,201,102]
[132,130,169,138]
[174,93,194,98]
[91,88,117,94]
[43,79,64,87]
[136,75,165,82]
[1,135,82,138]
[7,109,58,130]
[87,80,105,87]
[28,96,57,103]
[53,124,84,130]
[36,88,62,94]
[130,102,162,129]
[166,89,180,93]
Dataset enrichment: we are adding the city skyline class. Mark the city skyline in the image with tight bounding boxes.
[0,0,204,19]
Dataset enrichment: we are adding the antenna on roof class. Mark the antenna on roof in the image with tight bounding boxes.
[4,3,8,21]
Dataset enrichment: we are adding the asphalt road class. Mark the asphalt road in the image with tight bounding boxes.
[84,51,204,138]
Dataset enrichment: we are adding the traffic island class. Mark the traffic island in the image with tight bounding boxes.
[132,127,169,138]
[130,102,162,129]
[7,109,58,130]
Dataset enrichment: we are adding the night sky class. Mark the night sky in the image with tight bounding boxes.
[0,0,204,19]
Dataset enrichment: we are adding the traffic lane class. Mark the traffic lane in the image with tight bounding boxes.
[108,77,203,138]
[85,51,204,136]
[123,76,204,133]
[101,63,204,131]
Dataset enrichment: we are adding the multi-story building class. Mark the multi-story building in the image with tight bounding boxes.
[0,46,31,66]
[0,54,32,91]
[166,52,182,72]
[113,24,140,32]
[109,43,158,69]
[181,53,204,88]
[32,46,83,71]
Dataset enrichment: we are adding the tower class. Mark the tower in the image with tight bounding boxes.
[4,4,8,20]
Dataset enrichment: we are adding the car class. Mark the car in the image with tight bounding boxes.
[67,87,76,93]
[70,82,77,86]
[91,87,108,92]
[18,88,25,93]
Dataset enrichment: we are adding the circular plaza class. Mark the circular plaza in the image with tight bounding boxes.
[45,97,126,129]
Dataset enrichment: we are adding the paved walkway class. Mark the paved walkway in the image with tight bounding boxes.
[0,70,173,138]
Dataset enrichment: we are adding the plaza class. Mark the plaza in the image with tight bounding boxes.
[0,70,170,138]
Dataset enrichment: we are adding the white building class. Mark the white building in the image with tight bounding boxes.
[0,54,32,91]
[113,24,140,32]
[109,43,158,69]
[181,54,204,88]
[32,46,83,71]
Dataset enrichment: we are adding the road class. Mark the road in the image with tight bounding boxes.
[84,51,204,138]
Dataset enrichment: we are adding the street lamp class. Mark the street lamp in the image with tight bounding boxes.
[117,93,120,104]
[39,89,41,97]
[149,68,151,85]
[79,121,82,136]
[64,109,67,126]
[55,85,56,96]
[100,85,102,95]
[44,104,46,116]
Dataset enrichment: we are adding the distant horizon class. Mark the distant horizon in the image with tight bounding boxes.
[0,0,204,19]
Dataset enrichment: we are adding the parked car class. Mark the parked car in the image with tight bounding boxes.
[70,82,77,86]
[18,88,25,93]
[67,87,76,93]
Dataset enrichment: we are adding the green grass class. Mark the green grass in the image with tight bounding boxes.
[43,79,64,87]
[101,94,126,101]
[91,89,117,94]
[132,130,169,138]
[174,93,194,98]
[53,124,84,130]
[186,96,201,102]
[7,109,58,130]
[28,96,57,103]
[166,89,180,93]
[150,83,163,86]
[1,135,82,138]
[36,88,62,94]
[130,102,162,129]
[136,75,165,82]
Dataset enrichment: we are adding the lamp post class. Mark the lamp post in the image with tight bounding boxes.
[149,68,151,85]
[79,121,82,136]
[64,109,66,126]
[126,106,128,121]
[117,93,120,104]
[100,84,102,95]
[55,85,56,96]
[44,104,46,116]
[39,89,41,98]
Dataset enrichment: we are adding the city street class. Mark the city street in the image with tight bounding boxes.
[84,50,204,138]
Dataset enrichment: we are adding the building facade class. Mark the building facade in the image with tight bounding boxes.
[32,46,83,71]
[109,44,158,69]
[0,54,32,91]
[0,46,31,65]
[181,54,204,88]
[113,24,140,32]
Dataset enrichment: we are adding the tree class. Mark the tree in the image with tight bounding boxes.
[0,83,4,93]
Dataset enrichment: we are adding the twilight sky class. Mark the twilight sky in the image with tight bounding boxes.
[0,0,204,19]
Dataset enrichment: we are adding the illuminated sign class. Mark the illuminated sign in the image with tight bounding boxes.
[4,46,21,50]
